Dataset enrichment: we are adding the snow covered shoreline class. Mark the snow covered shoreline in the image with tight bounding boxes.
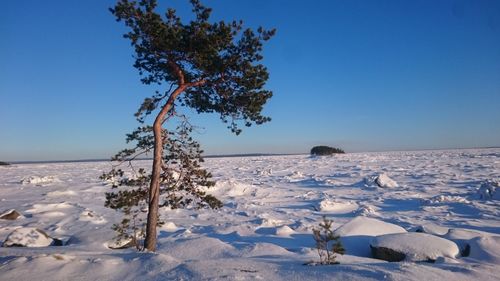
[0,148,499,280]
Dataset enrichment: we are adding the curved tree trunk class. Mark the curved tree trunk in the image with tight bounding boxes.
[144,85,186,252]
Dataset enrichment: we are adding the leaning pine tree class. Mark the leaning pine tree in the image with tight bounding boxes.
[103,0,275,252]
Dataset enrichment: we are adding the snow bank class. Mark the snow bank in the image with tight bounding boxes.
[476,180,500,200]
[371,232,460,262]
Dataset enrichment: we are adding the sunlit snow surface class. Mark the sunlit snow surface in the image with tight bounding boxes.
[0,148,499,280]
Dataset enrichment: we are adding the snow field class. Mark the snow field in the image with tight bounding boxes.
[0,148,499,280]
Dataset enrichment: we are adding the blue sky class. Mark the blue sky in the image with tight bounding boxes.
[1,0,499,161]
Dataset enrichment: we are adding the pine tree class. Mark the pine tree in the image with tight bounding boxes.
[106,0,275,251]
[312,216,345,264]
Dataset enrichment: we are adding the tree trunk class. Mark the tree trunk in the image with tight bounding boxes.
[144,85,185,252]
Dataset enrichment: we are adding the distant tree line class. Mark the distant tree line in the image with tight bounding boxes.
[310,146,345,156]
[0,161,10,166]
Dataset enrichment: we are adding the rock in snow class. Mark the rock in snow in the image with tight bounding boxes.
[334,217,407,257]
[375,173,399,188]
[0,209,23,220]
[3,227,55,247]
[476,180,500,200]
[370,232,460,262]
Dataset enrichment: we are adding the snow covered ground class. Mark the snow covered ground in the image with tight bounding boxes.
[0,148,499,280]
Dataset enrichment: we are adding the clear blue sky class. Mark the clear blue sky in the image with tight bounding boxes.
[1,0,499,161]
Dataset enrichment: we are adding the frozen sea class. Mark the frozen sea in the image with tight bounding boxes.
[0,148,499,280]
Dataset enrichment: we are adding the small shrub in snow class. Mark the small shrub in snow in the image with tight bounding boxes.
[311,216,345,265]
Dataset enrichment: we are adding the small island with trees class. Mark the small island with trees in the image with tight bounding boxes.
[310,146,345,156]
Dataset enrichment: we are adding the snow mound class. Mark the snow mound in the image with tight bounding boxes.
[467,235,500,263]
[375,173,399,188]
[208,180,255,197]
[79,210,107,224]
[318,199,358,214]
[334,217,407,257]
[20,175,60,185]
[285,171,306,182]
[3,227,55,247]
[370,232,460,262]
[242,242,293,257]
[334,216,407,237]
[275,225,295,236]
[414,223,449,236]
[159,237,236,259]
[356,204,379,216]
[476,180,500,200]
[258,217,288,227]
[161,222,179,232]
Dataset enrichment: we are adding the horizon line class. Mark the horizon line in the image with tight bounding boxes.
[3,145,499,164]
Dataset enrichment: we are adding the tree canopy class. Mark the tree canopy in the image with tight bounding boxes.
[112,0,275,134]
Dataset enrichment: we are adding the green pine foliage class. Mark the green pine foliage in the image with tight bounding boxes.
[105,0,274,251]
[312,216,345,265]
[111,0,275,134]
[101,120,222,248]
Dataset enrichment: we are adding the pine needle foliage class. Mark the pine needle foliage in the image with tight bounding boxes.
[312,216,345,265]
[101,119,222,249]
[106,0,274,251]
